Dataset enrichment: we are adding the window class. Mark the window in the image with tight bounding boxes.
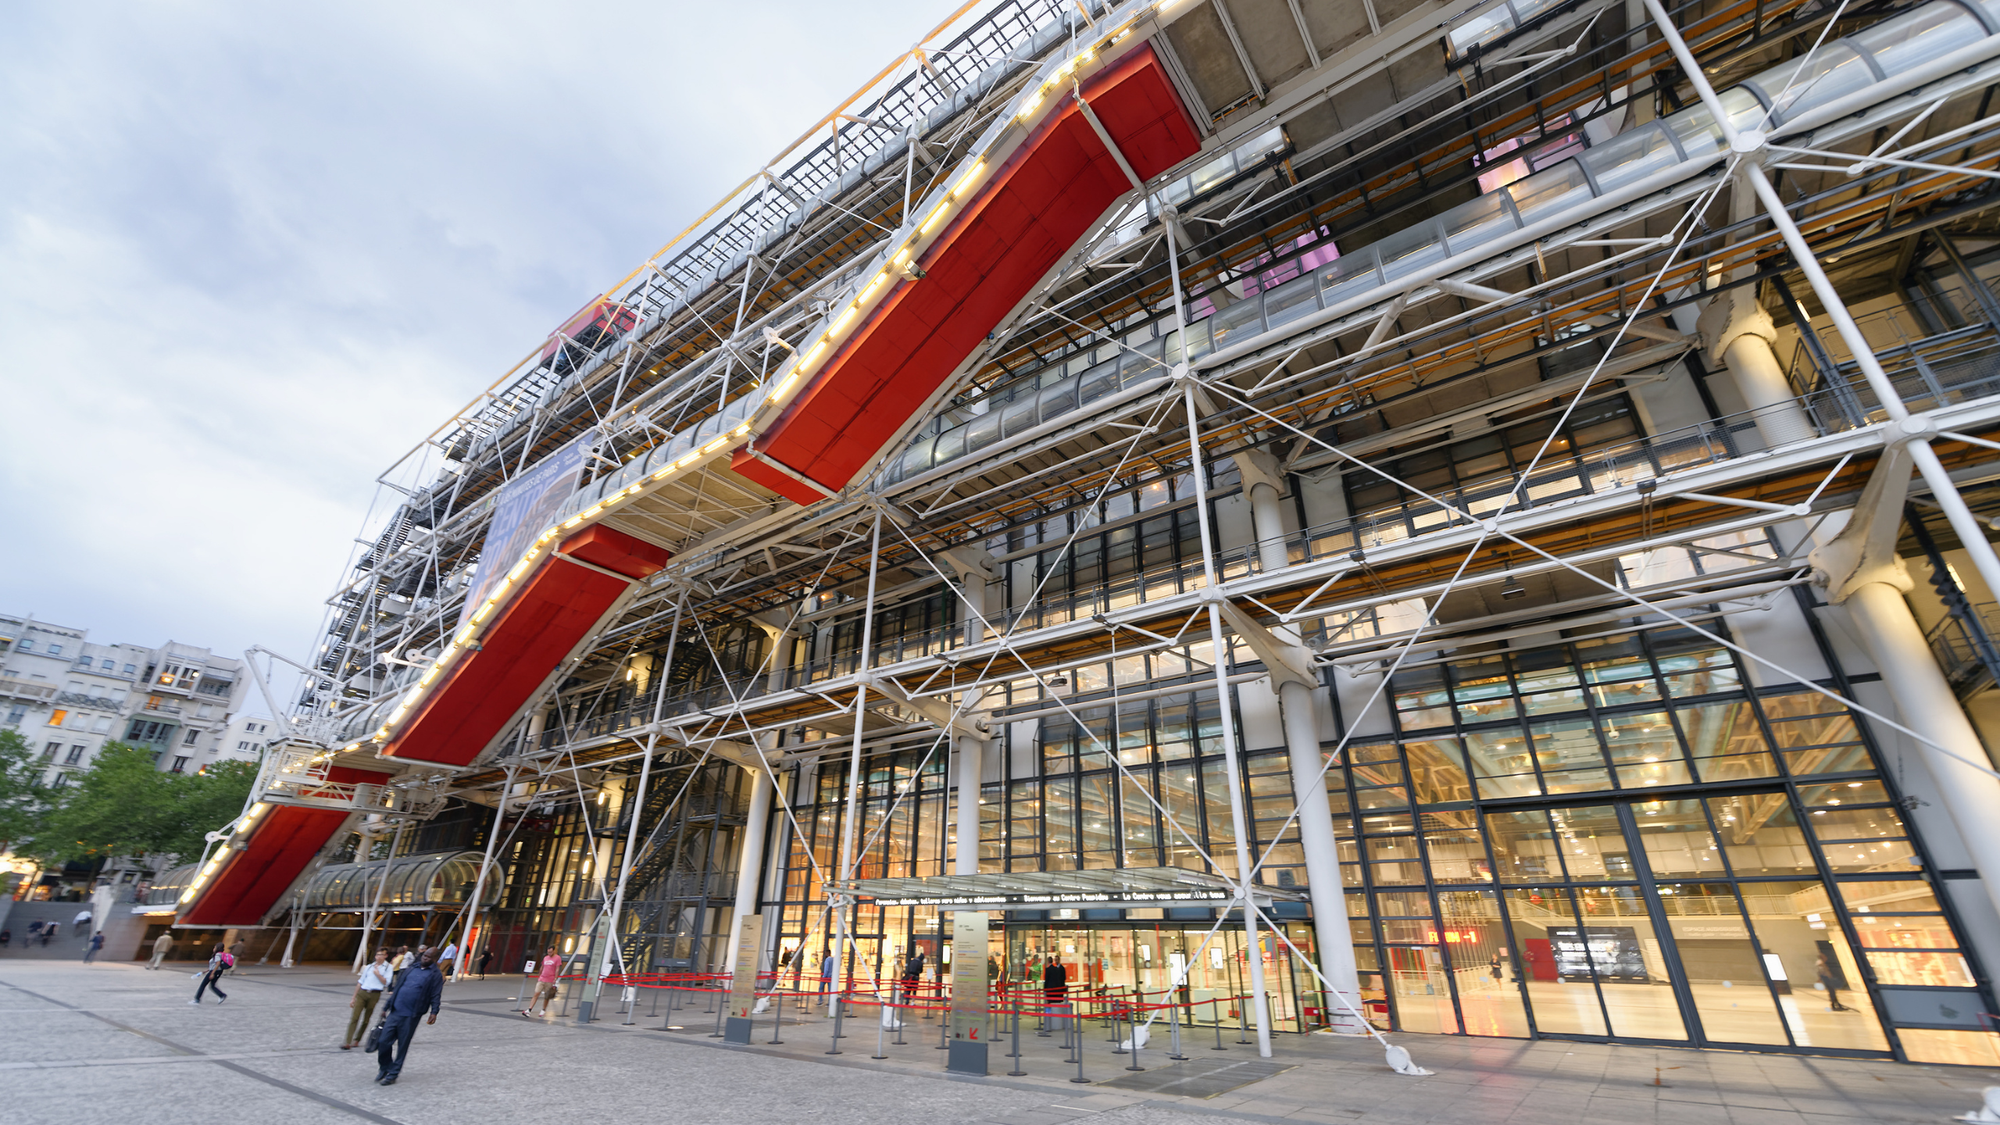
[46,644,61,656]
[169,756,189,774]
[5,705,24,724]
[49,771,67,788]
[237,741,252,751]
[63,746,83,765]
[123,664,136,675]
[183,728,199,746]
[75,657,91,668]
[15,640,31,652]
[42,742,58,760]
[125,719,175,744]
[48,709,66,726]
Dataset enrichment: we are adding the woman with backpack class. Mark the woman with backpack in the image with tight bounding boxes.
[190,943,234,1005]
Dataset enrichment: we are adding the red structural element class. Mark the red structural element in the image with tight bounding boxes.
[733,45,1199,505]
[178,765,391,927]
[381,525,671,768]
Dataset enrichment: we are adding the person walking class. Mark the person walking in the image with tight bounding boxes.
[373,948,444,1086]
[190,944,233,1005]
[476,948,492,980]
[343,949,394,1049]
[523,946,563,1017]
[148,932,174,970]
[388,945,413,992]
[82,931,104,964]
[436,940,458,980]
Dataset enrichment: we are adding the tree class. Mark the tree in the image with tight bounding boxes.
[34,743,256,866]
[0,729,50,851]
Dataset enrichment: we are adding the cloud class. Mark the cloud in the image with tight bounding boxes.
[0,0,950,696]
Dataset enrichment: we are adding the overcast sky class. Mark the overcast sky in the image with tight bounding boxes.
[0,0,950,708]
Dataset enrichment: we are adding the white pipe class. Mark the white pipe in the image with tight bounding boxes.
[724,767,775,973]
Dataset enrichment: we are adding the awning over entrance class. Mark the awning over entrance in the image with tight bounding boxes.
[835,867,1302,911]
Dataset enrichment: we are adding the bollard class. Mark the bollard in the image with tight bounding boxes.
[1212,998,1227,1050]
[1007,1000,1027,1076]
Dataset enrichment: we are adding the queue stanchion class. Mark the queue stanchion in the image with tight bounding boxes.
[1237,992,1252,1044]
[937,985,950,1050]
[871,988,889,1059]
[649,977,662,1018]
[1125,1001,1145,1072]
[704,974,717,1014]
[1007,997,1027,1076]
[1111,992,1129,1055]
[710,976,727,1038]
[1168,992,1188,1060]
[1211,997,1227,1050]
[827,982,848,1054]
[769,985,787,1045]
[1036,994,1050,1037]
[893,985,908,1045]
[1068,1004,1089,1085]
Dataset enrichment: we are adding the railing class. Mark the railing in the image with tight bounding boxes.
[0,677,58,702]
[1927,600,2000,692]
[1790,308,2000,433]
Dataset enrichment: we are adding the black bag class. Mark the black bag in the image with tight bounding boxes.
[362,998,391,1053]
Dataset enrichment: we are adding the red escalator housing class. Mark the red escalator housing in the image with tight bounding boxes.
[381,525,671,767]
[733,44,1200,505]
[177,765,392,927]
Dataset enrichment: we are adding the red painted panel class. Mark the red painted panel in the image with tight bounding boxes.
[383,555,630,766]
[558,524,672,579]
[179,766,389,927]
[733,45,1199,505]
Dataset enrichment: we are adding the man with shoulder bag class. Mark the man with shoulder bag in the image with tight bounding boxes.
[373,948,444,1086]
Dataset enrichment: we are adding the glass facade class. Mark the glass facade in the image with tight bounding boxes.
[759,619,1998,1064]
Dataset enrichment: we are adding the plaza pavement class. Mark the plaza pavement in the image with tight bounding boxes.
[0,959,1994,1125]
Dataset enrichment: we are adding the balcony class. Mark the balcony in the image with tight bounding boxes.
[55,692,119,710]
[0,677,57,703]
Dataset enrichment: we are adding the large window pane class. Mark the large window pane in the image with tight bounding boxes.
[1504,886,1609,1036]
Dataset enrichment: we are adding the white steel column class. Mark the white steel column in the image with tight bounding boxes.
[1238,451,1365,1032]
[831,510,885,1002]
[724,766,775,973]
[1696,289,1815,447]
[1167,201,1273,1055]
[943,545,993,878]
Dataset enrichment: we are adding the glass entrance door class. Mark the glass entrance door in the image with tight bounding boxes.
[999,919,1306,1032]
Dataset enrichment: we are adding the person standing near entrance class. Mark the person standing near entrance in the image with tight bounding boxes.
[523,946,562,1017]
[343,949,394,1049]
[1042,956,1068,1019]
[373,948,443,1086]
[82,931,104,964]
[900,948,925,1003]
[437,940,458,980]
[818,949,834,1007]
[1817,952,1853,1011]
[476,948,492,980]
[148,932,174,970]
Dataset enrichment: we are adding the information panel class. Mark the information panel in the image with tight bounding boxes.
[728,915,765,1018]
[948,911,989,1043]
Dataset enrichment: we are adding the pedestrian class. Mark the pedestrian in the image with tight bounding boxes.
[437,939,458,980]
[82,931,104,964]
[523,946,563,1017]
[148,931,174,970]
[1,929,11,948]
[900,947,925,1002]
[818,949,834,1007]
[40,925,52,947]
[373,948,444,1086]
[1043,956,1068,1016]
[189,944,233,1005]
[343,949,394,1049]
[388,945,412,992]
[476,949,492,980]
[1817,952,1853,1011]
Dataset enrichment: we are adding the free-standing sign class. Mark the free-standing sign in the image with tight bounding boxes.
[729,915,765,1018]
[947,911,989,1075]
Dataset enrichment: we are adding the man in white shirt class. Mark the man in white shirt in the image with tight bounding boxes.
[437,940,459,980]
[343,949,394,1049]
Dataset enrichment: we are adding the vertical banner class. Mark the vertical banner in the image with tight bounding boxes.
[947,911,989,1074]
[456,428,595,630]
[729,915,765,1018]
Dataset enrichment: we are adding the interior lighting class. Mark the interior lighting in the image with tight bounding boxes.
[920,200,954,236]
[701,437,728,455]
[1499,575,1527,600]
[949,159,986,200]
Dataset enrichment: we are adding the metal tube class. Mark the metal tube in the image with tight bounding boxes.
[832,510,885,1008]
